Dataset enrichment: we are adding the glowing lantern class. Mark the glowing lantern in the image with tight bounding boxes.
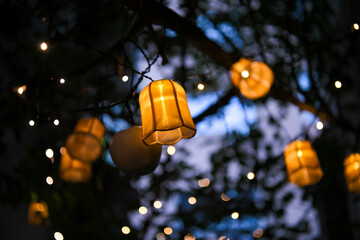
[59,148,92,183]
[139,79,196,145]
[344,153,360,192]
[28,201,49,226]
[65,117,105,163]
[284,140,323,186]
[109,126,162,175]
[230,58,274,99]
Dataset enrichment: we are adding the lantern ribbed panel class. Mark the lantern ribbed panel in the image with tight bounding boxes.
[139,79,196,145]
[28,201,49,226]
[59,148,92,183]
[284,140,323,186]
[344,153,360,192]
[230,58,274,100]
[65,117,105,163]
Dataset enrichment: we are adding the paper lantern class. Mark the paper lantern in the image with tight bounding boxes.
[139,79,196,145]
[65,117,105,163]
[59,148,92,183]
[230,58,274,99]
[109,126,162,175]
[344,153,360,192]
[28,201,49,226]
[284,140,323,186]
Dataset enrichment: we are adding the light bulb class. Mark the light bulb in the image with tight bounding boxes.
[54,119,59,126]
[167,146,176,155]
[247,171,255,180]
[335,81,342,89]
[121,226,130,234]
[164,227,173,235]
[188,197,197,205]
[198,178,210,187]
[153,200,162,209]
[122,75,129,82]
[231,212,239,219]
[353,23,359,31]
[29,120,35,126]
[40,42,48,51]
[197,83,205,91]
[46,176,54,185]
[241,70,250,78]
[139,206,148,215]
[46,149,54,158]
[59,78,65,84]
[54,232,63,240]
[316,121,323,130]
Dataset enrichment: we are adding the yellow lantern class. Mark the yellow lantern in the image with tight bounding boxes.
[344,153,360,192]
[109,126,162,175]
[284,140,323,186]
[28,201,49,226]
[230,58,274,99]
[65,117,105,163]
[139,79,196,145]
[59,148,92,183]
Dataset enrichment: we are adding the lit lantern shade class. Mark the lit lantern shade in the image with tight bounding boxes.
[59,148,92,183]
[344,153,360,192]
[28,201,49,226]
[284,140,323,186]
[109,126,162,175]
[230,58,274,100]
[139,79,196,145]
[65,117,105,163]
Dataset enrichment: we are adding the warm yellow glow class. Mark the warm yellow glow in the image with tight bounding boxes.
[59,78,65,84]
[247,172,255,180]
[54,119,60,126]
[188,196,197,205]
[221,193,231,201]
[197,83,205,91]
[297,150,303,157]
[122,226,130,234]
[335,81,342,89]
[60,147,66,155]
[198,178,210,187]
[184,233,196,240]
[40,42,48,51]
[156,233,166,240]
[46,176,54,185]
[29,120,35,126]
[17,85,27,94]
[139,206,148,215]
[28,201,49,225]
[164,227,173,235]
[46,149,54,158]
[54,232,64,240]
[122,75,129,82]
[253,228,264,238]
[344,153,360,192]
[59,148,92,183]
[316,121,323,130]
[153,200,162,209]
[353,23,359,30]
[231,212,239,219]
[218,236,230,240]
[167,145,176,155]
[241,70,249,78]
[355,162,359,170]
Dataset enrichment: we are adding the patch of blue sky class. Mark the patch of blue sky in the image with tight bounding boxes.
[218,22,244,49]
[165,28,177,38]
[297,72,311,91]
[102,113,130,132]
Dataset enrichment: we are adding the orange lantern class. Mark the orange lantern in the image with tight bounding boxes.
[28,201,49,226]
[230,58,274,100]
[59,148,92,183]
[65,117,105,163]
[139,79,196,145]
[284,140,323,186]
[344,153,360,192]
[109,126,162,175]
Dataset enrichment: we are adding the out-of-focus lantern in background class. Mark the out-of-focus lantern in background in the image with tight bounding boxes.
[139,79,196,145]
[109,126,162,175]
[344,153,360,192]
[59,148,92,183]
[230,58,274,100]
[65,117,105,163]
[28,201,49,226]
[284,140,323,186]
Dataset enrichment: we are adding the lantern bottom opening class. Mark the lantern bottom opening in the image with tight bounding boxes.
[60,168,92,183]
[288,167,323,187]
[143,125,196,145]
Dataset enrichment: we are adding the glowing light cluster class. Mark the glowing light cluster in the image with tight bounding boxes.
[167,145,176,155]
[139,206,148,215]
[188,197,197,205]
[247,171,255,180]
[122,226,130,234]
[153,200,162,209]
[46,149,54,158]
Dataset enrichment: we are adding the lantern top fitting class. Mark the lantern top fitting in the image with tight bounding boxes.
[344,153,360,192]
[230,58,274,100]
[139,79,196,145]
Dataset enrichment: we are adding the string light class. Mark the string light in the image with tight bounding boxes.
[153,200,162,209]
[253,228,264,238]
[241,70,250,78]
[167,145,176,155]
[46,176,54,185]
[247,172,255,180]
[353,23,359,31]
[40,42,48,51]
[29,120,35,126]
[164,227,173,235]
[231,212,239,219]
[156,233,166,240]
[219,236,230,240]
[53,119,60,126]
[221,193,231,201]
[139,206,148,215]
[198,178,210,187]
[188,196,197,205]
[60,147,66,155]
[46,149,54,158]
[316,121,324,130]
[335,81,342,89]
[184,234,196,240]
[17,85,27,95]
[297,150,303,157]
[122,75,129,82]
[54,232,63,240]
[121,226,130,234]
[59,78,65,84]
[197,83,205,91]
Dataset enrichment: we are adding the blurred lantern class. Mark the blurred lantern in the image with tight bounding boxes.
[28,201,49,226]
[59,148,92,183]
[284,140,323,186]
[65,117,105,163]
[230,58,274,100]
[139,79,196,145]
[344,153,360,192]
[109,126,162,175]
